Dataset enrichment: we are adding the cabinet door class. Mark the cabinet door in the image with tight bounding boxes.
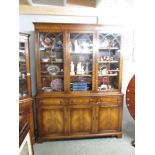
[97,33,121,91]
[68,104,95,135]
[96,104,122,132]
[19,99,35,143]
[38,32,65,93]
[68,32,94,92]
[38,105,67,137]
[19,33,31,99]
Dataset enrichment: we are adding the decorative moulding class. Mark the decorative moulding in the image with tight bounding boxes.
[27,0,67,7]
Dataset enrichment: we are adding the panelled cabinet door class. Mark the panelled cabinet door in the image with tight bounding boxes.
[19,99,35,143]
[97,33,121,91]
[96,104,121,132]
[69,32,94,92]
[19,33,31,99]
[68,105,95,135]
[38,32,65,93]
[38,105,67,137]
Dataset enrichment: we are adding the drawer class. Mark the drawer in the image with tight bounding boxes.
[69,98,94,104]
[97,96,118,104]
[39,98,66,105]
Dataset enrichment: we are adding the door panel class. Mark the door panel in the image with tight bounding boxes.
[98,107,110,130]
[19,99,34,143]
[97,104,120,132]
[39,105,66,136]
[110,107,120,130]
[68,105,95,134]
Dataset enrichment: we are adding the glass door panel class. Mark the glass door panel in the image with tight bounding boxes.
[39,32,64,92]
[98,33,121,91]
[19,41,28,98]
[69,33,93,91]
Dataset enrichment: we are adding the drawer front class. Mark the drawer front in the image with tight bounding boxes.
[97,96,118,104]
[40,98,66,105]
[69,98,94,105]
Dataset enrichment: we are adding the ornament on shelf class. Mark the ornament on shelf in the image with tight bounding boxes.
[50,49,56,61]
[76,61,85,75]
[69,41,73,53]
[81,65,85,75]
[76,61,82,75]
[70,61,75,75]
[100,56,104,62]
[101,68,107,75]
[100,84,107,90]
[85,62,89,75]
[74,40,80,52]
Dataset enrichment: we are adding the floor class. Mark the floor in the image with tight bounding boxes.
[33,121,135,155]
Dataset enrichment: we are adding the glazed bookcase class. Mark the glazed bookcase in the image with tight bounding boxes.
[34,23,123,142]
[19,33,35,143]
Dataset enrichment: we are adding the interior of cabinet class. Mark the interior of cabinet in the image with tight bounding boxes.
[19,37,28,98]
[39,32,64,92]
[35,25,122,94]
[19,33,35,143]
[69,32,93,91]
[97,33,121,91]
[19,33,32,99]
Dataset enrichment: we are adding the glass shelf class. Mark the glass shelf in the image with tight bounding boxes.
[41,75,64,78]
[98,61,119,63]
[71,75,92,77]
[70,51,93,54]
[98,74,118,77]
[41,61,64,64]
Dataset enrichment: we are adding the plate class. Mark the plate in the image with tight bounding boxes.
[56,58,63,62]
[40,33,56,49]
[41,57,50,62]
[51,79,63,91]
[42,87,52,92]
[47,65,60,75]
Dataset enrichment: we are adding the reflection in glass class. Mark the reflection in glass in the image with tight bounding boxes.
[19,41,28,98]
[69,33,93,91]
[98,33,121,91]
[39,32,64,92]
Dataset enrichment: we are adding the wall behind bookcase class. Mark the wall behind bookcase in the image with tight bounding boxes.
[19,15,135,136]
